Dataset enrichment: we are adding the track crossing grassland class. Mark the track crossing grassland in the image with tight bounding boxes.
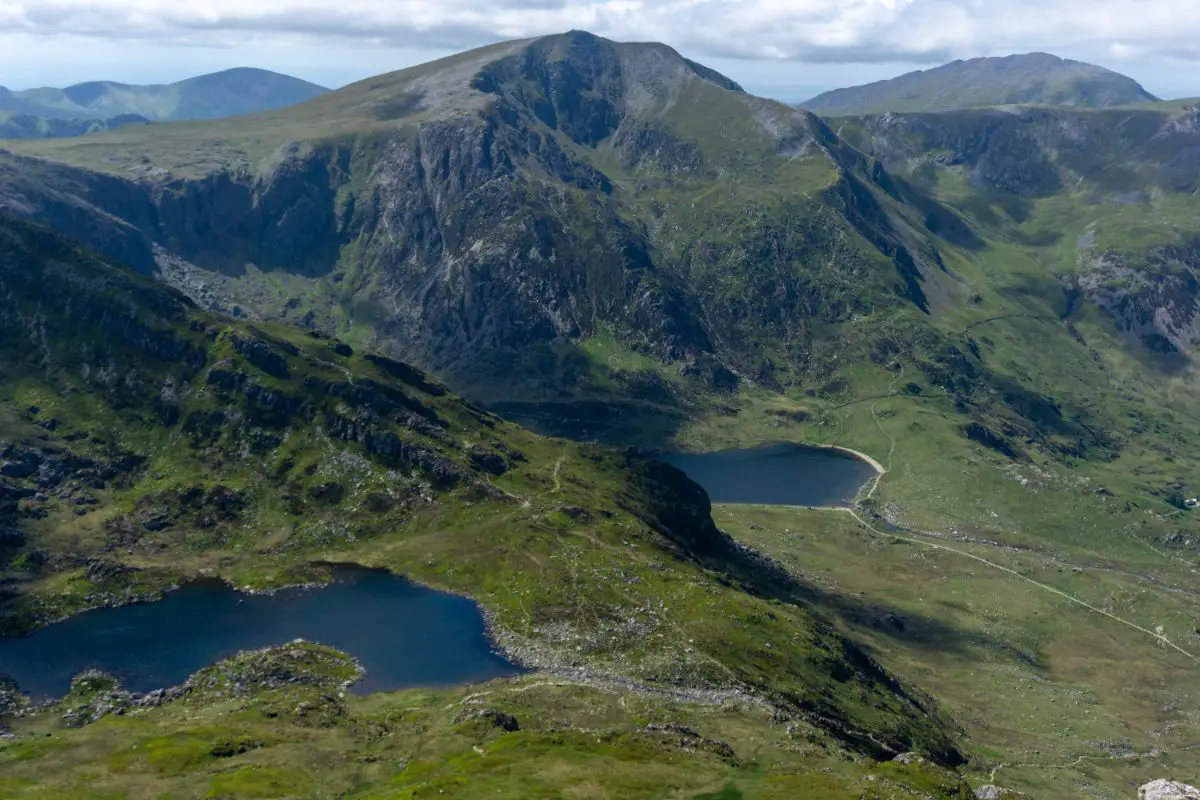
[833,368,1200,666]
[834,504,1200,665]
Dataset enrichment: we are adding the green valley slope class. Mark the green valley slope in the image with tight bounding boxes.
[0,111,150,140]
[0,216,978,798]
[802,53,1158,115]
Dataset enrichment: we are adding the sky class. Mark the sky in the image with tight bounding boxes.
[0,0,1198,101]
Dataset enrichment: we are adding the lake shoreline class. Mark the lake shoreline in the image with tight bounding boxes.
[0,565,523,701]
[663,441,880,508]
[816,443,885,475]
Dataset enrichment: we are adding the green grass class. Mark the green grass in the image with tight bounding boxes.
[0,644,975,800]
[721,504,1200,799]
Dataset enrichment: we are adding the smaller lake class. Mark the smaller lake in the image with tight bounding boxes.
[0,568,522,701]
[663,443,878,507]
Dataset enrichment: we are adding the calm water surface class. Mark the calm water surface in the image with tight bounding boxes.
[0,568,521,701]
[663,443,877,507]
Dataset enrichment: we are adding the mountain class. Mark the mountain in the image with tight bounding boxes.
[802,52,1159,115]
[4,33,1200,797]
[0,68,328,122]
[0,32,1154,460]
[0,32,962,419]
[0,111,149,140]
[831,103,1200,347]
[0,215,974,796]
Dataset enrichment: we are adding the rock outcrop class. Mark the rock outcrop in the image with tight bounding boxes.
[1140,779,1200,800]
[1075,240,1200,356]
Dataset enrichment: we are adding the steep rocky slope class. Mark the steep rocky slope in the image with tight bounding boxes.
[832,105,1200,196]
[833,105,1200,359]
[1074,239,1200,355]
[803,53,1158,115]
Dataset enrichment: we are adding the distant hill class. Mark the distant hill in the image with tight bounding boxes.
[801,53,1158,115]
[0,111,149,140]
[0,68,328,122]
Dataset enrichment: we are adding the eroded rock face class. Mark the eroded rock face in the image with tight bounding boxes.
[1140,779,1200,800]
[843,106,1200,197]
[1075,241,1200,356]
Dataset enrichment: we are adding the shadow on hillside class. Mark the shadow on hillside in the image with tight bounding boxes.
[477,354,1013,663]
[1000,272,1077,318]
[491,399,687,447]
[715,540,1012,663]
[891,174,987,252]
[446,339,695,451]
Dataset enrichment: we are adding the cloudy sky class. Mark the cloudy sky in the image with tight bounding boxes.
[1,0,1198,100]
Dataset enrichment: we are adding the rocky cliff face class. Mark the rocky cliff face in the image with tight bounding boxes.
[0,31,953,406]
[836,106,1200,196]
[1076,239,1200,355]
[0,141,352,278]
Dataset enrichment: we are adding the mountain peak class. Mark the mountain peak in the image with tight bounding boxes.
[531,30,744,93]
[802,52,1158,115]
[461,30,744,148]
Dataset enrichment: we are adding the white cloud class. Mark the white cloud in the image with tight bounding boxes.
[1,0,1200,64]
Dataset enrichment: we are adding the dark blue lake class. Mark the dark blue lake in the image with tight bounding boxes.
[663,443,878,507]
[0,568,522,701]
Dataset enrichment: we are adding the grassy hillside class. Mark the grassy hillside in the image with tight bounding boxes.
[0,217,979,795]
[0,68,327,122]
[802,53,1158,115]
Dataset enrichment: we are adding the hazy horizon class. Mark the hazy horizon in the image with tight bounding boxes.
[3,1,1200,104]
[1,41,1195,106]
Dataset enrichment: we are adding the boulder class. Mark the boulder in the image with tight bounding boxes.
[892,752,928,766]
[1141,780,1200,800]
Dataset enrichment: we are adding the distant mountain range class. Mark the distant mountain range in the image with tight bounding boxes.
[0,67,328,123]
[0,112,150,140]
[802,52,1159,115]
